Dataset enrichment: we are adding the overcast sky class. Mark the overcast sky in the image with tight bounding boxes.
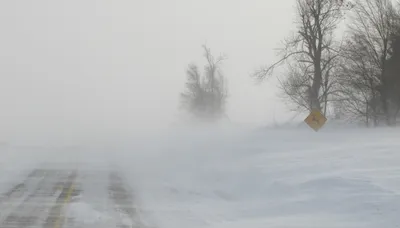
[0,1,298,143]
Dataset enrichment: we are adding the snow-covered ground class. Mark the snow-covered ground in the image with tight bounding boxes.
[115,126,400,228]
[1,125,400,228]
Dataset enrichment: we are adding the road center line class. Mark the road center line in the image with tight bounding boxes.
[53,180,75,228]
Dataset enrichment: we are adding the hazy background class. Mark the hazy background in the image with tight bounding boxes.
[0,0,298,144]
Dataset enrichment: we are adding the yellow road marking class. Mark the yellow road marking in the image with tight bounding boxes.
[53,182,75,228]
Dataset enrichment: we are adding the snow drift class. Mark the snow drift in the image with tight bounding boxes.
[115,126,400,228]
[1,124,400,228]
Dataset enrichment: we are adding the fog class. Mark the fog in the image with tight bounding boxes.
[0,1,300,145]
[2,2,400,227]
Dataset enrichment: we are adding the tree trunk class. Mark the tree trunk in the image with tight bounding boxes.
[311,60,322,111]
[366,102,369,127]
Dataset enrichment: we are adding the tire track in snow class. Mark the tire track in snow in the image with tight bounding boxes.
[109,171,144,228]
[0,169,57,228]
[0,169,77,228]
[0,169,42,206]
[0,167,146,228]
[0,169,46,223]
[43,171,79,228]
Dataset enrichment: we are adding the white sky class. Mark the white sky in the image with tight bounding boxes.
[0,1,298,142]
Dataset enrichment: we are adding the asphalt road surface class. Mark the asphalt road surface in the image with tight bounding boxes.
[0,165,144,228]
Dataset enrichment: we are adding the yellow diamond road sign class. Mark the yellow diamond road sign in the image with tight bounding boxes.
[304,110,327,131]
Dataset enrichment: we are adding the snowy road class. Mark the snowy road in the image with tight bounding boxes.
[0,166,144,228]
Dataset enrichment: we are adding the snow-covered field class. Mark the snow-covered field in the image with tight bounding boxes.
[116,126,400,228]
[1,126,400,228]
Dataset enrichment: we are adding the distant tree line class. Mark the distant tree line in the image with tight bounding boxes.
[181,0,400,127]
[253,0,400,127]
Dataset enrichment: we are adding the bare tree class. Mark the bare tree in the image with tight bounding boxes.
[341,0,398,125]
[252,0,348,114]
[180,64,205,117]
[383,30,400,125]
[336,32,382,126]
[202,45,228,117]
[180,45,228,121]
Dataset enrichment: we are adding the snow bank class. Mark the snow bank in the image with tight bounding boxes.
[115,126,400,228]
